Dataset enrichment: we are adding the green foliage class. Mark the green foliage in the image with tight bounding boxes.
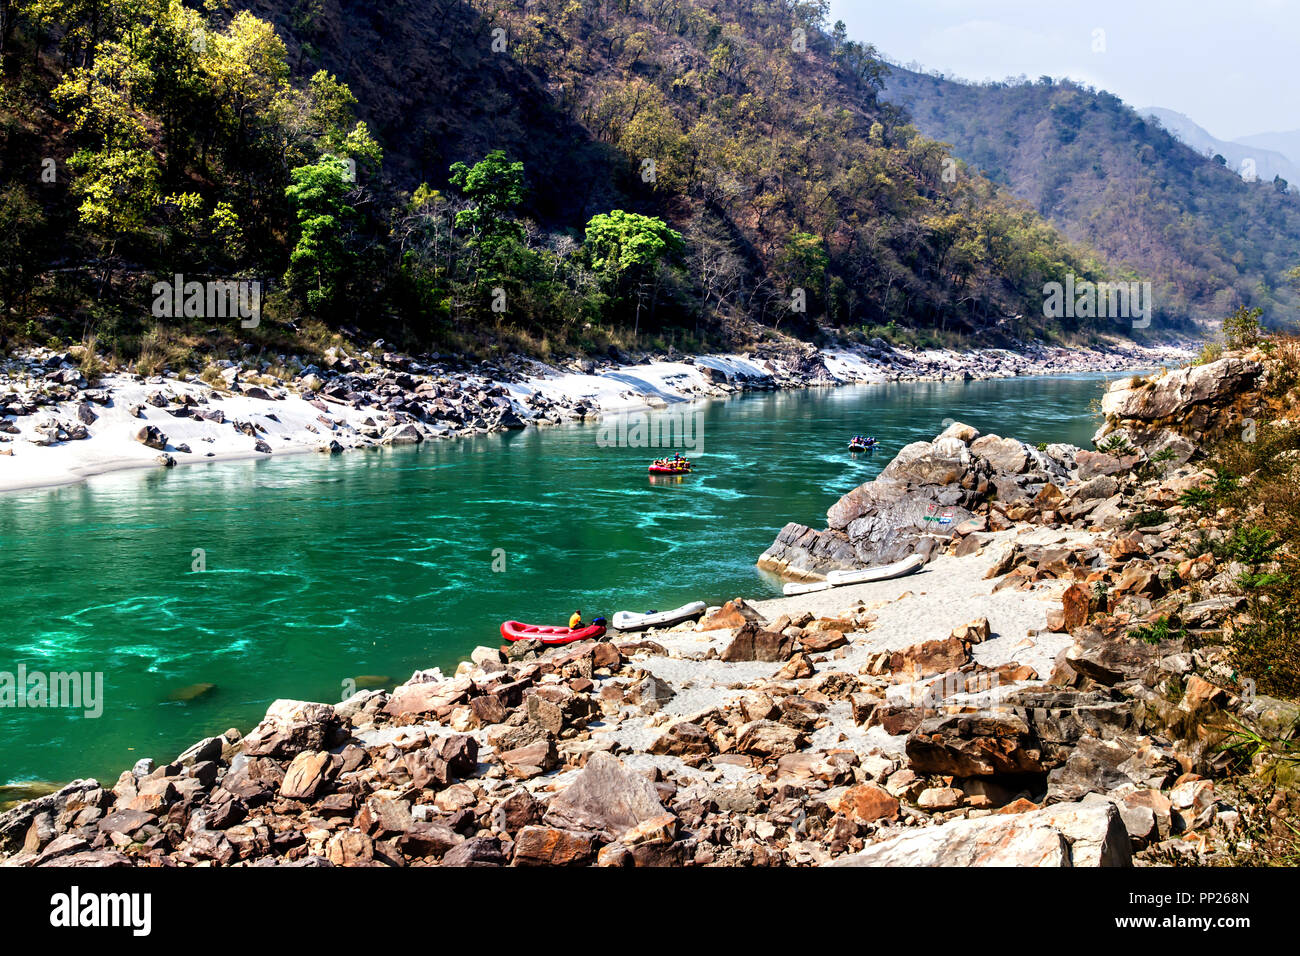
[0,185,46,322]
[449,150,526,255]
[585,210,684,277]
[1179,486,1216,511]
[1128,615,1185,644]
[1224,305,1265,349]
[1099,432,1133,454]
[66,146,163,236]
[1196,340,1224,366]
[0,0,1212,357]
[284,156,360,312]
[1123,509,1169,530]
[1225,525,1280,565]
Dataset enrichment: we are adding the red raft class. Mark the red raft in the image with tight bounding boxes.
[500,621,606,645]
[648,461,692,475]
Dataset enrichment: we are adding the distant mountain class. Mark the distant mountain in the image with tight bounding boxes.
[882,67,1300,327]
[1238,129,1300,169]
[1142,108,1300,193]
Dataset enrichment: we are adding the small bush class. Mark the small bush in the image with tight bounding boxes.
[1099,433,1133,454]
[1196,340,1225,366]
[1129,615,1185,644]
[1225,526,1280,565]
[1180,487,1215,510]
[1124,509,1169,530]
[1223,305,1264,350]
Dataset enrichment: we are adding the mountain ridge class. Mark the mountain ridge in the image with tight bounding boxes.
[882,65,1300,329]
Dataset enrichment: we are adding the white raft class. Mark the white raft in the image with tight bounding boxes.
[612,601,708,632]
[781,553,926,596]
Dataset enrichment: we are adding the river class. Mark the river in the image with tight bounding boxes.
[0,372,1125,789]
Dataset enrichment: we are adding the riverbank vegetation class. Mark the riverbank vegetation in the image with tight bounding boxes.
[2,0,1161,371]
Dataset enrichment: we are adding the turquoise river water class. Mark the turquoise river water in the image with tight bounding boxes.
[0,372,1129,791]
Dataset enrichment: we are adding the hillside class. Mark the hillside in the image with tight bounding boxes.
[0,0,1132,372]
[882,67,1300,329]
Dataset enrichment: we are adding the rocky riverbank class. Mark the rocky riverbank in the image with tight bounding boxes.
[5,350,1294,868]
[0,336,1192,493]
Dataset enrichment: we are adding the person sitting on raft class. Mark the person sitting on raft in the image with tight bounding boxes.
[569,609,583,629]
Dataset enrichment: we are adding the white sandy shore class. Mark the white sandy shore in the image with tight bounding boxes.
[344,523,1089,804]
[0,375,378,493]
[1,340,1191,494]
[564,526,1085,789]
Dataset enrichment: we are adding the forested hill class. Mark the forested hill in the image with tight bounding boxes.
[1,0,1167,368]
[882,66,1300,328]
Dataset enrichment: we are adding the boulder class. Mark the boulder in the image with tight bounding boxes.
[937,421,980,444]
[1003,688,1137,765]
[760,431,991,577]
[381,423,424,445]
[917,787,963,811]
[543,752,675,843]
[1060,583,1090,632]
[133,425,167,450]
[905,713,1043,776]
[950,618,991,644]
[735,719,805,757]
[970,435,1029,474]
[499,739,558,779]
[649,722,714,757]
[890,636,971,682]
[829,802,1131,867]
[242,700,341,758]
[512,826,596,866]
[441,836,508,867]
[756,522,860,581]
[699,598,767,630]
[1101,359,1262,423]
[835,784,900,824]
[280,751,334,800]
[720,622,795,662]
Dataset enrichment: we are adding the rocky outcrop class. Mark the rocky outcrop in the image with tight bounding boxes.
[759,423,1082,579]
[1095,357,1262,453]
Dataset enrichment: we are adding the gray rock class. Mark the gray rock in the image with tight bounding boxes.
[829,801,1131,867]
[543,752,672,842]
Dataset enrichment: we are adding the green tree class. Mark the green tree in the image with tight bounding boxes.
[584,209,683,334]
[284,154,358,313]
[448,150,526,289]
[448,150,525,246]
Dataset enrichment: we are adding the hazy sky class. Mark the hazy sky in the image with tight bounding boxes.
[827,0,1299,140]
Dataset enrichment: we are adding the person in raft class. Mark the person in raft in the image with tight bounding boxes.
[569,609,583,629]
